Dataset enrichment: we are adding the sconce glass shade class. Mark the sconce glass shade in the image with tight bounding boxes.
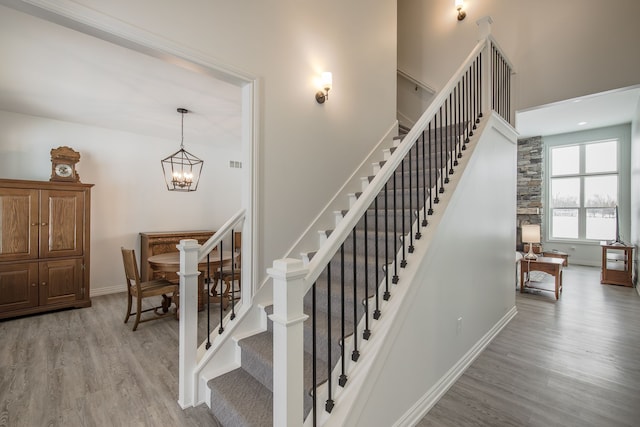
[161,108,203,192]
[455,0,464,8]
[321,72,333,91]
[161,148,203,192]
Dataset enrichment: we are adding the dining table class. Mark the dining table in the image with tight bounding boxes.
[147,249,235,311]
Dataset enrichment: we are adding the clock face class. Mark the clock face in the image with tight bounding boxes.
[55,163,73,178]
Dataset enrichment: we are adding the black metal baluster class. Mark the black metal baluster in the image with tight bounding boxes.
[496,45,499,114]
[339,244,347,387]
[230,230,236,320]
[457,81,463,159]
[206,253,211,349]
[363,214,371,339]
[443,98,450,184]
[476,56,481,122]
[503,55,507,119]
[392,165,399,284]
[325,261,334,412]
[374,197,381,319]
[453,85,460,164]
[383,182,390,300]
[469,66,474,138]
[400,158,407,268]
[469,61,478,130]
[218,241,224,334]
[439,106,445,193]
[312,281,317,424]
[448,93,454,174]
[408,146,415,250]
[409,140,424,242]
[434,111,441,204]
[464,70,470,145]
[351,230,360,361]
[415,134,422,238]
[427,122,433,215]
[479,51,483,119]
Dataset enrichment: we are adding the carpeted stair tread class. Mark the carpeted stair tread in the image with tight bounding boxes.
[239,331,274,393]
[208,368,273,427]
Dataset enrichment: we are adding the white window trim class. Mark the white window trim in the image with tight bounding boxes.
[544,124,631,246]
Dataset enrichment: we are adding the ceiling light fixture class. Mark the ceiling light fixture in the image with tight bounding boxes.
[161,108,203,192]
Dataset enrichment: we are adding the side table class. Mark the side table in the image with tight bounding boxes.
[601,244,634,287]
[520,257,564,300]
[542,250,569,266]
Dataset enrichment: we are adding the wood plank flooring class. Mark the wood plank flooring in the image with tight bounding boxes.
[417,265,640,427]
[0,293,221,427]
[1,265,638,426]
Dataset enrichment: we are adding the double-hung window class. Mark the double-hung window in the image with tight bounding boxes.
[549,139,618,241]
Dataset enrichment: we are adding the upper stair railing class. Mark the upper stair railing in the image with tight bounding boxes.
[269,22,514,426]
[176,208,246,408]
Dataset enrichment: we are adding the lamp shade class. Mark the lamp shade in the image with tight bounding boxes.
[522,224,541,244]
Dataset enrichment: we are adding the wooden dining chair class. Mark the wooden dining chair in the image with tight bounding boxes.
[213,232,241,301]
[121,247,178,331]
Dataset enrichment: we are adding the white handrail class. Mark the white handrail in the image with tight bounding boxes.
[198,208,246,259]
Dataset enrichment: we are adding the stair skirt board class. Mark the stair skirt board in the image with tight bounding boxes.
[392,306,518,427]
[205,121,478,426]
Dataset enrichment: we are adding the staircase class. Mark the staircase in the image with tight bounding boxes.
[207,128,461,425]
[176,31,516,426]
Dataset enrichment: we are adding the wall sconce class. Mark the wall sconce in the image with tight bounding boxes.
[455,0,466,21]
[315,72,333,104]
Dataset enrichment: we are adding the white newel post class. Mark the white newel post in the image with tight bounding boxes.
[177,239,201,409]
[268,258,309,427]
[477,15,493,117]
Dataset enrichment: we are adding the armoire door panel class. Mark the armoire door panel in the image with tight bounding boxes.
[39,259,81,306]
[40,190,84,258]
[0,188,39,261]
[0,262,38,312]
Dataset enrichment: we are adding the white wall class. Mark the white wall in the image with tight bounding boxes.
[0,110,241,294]
[398,0,640,110]
[0,0,398,291]
[63,0,398,287]
[351,115,518,426]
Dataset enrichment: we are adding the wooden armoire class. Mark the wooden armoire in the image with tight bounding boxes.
[0,179,93,319]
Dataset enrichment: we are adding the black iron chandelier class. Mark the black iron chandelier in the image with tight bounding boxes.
[161,108,204,192]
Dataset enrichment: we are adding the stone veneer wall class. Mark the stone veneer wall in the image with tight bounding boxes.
[516,136,543,250]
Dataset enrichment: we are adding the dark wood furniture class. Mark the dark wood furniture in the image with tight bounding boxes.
[147,250,235,310]
[0,178,93,319]
[601,244,634,287]
[139,230,214,282]
[520,257,564,300]
[213,232,242,300]
[542,250,569,266]
[121,247,178,331]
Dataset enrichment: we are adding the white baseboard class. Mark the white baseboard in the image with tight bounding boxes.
[90,284,125,297]
[394,305,518,427]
